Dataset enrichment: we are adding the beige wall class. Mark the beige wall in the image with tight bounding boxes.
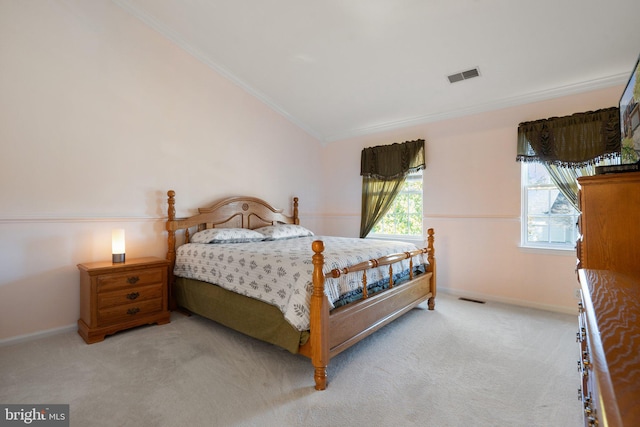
[0,1,322,342]
[0,0,625,343]
[320,85,623,313]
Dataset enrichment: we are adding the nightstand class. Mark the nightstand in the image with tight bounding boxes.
[77,257,170,344]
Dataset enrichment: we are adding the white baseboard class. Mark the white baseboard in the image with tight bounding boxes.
[0,324,76,348]
[438,287,577,316]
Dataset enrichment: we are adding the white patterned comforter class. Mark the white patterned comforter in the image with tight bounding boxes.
[174,236,427,331]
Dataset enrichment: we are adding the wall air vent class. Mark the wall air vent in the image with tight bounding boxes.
[447,67,480,83]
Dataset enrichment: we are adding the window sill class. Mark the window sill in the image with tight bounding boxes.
[367,234,425,244]
[519,245,577,256]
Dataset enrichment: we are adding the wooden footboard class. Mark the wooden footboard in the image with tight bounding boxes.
[301,229,436,390]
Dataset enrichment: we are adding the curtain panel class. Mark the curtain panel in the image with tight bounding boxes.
[516,107,620,168]
[359,139,425,238]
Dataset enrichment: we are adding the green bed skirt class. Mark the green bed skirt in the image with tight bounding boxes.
[174,277,309,354]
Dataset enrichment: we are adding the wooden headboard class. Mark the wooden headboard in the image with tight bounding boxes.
[165,190,299,308]
[167,190,298,231]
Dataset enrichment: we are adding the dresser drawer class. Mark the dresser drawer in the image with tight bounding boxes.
[98,283,164,309]
[97,268,165,292]
[98,298,163,325]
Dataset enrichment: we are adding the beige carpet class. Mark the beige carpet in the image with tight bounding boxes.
[0,293,582,427]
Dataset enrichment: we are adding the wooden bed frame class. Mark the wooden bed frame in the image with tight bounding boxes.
[166,190,436,390]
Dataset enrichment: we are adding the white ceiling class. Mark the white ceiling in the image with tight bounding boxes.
[114,0,640,143]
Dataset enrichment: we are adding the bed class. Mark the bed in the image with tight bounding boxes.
[166,190,436,390]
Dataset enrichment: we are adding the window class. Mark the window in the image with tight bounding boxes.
[521,162,578,249]
[370,171,423,237]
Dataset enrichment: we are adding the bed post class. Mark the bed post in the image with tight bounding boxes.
[426,228,437,310]
[167,190,177,311]
[310,240,329,390]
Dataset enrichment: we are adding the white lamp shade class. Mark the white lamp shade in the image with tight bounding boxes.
[112,229,126,254]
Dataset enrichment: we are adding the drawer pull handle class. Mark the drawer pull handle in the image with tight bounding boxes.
[582,350,591,369]
[127,276,140,285]
[576,327,586,342]
[127,307,140,315]
[584,404,592,416]
[126,292,140,300]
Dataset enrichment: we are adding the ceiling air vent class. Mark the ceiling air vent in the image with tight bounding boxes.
[447,67,480,83]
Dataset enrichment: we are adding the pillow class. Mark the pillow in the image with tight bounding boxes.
[255,224,314,240]
[190,228,265,244]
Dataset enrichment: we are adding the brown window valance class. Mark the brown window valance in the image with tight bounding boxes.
[361,139,425,179]
[516,107,620,168]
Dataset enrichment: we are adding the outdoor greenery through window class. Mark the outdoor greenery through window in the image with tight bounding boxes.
[522,162,579,249]
[370,171,423,237]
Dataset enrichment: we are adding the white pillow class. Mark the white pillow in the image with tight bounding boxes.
[254,224,314,240]
[190,228,265,244]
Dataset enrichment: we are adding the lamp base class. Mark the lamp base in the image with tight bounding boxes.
[112,253,126,264]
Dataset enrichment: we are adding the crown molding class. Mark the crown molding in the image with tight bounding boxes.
[324,73,628,143]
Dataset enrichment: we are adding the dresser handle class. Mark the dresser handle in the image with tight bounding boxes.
[127,276,140,285]
[126,307,140,315]
[126,292,140,300]
[582,350,591,369]
[584,404,592,416]
[576,327,586,342]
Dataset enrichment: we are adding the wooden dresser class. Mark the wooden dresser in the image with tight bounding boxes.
[577,171,640,276]
[577,269,640,426]
[576,171,640,426]
[77,257,170,344]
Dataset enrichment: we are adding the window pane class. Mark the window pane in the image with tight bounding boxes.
[527,216,549,242]
[549,216,577,243]
[527,163,552,185]
[371,172,423,236]
[522,163,579,248]
[527,188,552,215]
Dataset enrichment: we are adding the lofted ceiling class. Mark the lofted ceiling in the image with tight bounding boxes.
[114,0,640,143]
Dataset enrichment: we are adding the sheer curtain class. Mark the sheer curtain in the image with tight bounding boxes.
[543,164,594,210]
[360,139,425,238]
[517,107,620,209]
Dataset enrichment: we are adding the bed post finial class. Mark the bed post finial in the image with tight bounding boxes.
[427,228,435,263]
[293,197,299,225]
[168,190,176,221]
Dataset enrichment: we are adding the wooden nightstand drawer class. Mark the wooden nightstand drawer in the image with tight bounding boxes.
[98,283,164,309]
[97,268,164,292]
[98,297,164,325]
